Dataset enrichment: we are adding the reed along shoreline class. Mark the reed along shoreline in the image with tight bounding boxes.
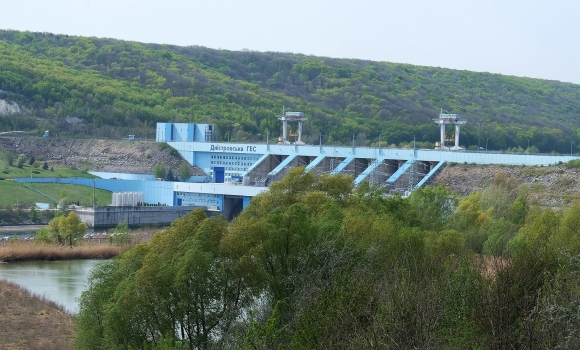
[0,241,122,262]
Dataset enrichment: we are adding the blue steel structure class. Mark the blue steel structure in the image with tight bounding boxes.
[15,122,580,219]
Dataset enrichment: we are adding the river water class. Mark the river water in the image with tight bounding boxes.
[0,225,99,240]
[0,259,107,314]
[0,225,48,239]
[0,226,123,315]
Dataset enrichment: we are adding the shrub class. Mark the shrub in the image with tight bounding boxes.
[16,154,27,168]
[153,163,167,179]
[565,159,580,169]
[6,153,15,166]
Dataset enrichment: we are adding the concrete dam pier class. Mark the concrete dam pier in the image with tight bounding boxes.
[75,206,200,228]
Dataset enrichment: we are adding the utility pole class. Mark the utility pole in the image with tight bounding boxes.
[478,120,481,150]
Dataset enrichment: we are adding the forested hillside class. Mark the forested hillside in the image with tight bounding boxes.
[1,30,580,152]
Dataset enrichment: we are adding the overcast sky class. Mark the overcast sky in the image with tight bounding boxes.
[3,0,579,84]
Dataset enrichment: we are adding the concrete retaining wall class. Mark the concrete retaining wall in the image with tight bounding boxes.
[74,206,201,228]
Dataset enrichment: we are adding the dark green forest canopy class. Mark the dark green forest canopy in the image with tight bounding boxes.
[1,29,580,152]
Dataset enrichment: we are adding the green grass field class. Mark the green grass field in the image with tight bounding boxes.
[0,181,111,208]
[0,147,98,179]
[0,149,111,208]
[0,162,94,179]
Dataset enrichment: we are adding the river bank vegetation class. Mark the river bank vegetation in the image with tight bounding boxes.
[0,241,121,262]
[0,221,157,262]
[75,167,580,349]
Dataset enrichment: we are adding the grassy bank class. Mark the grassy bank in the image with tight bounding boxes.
[0,150,94,179]
[0,181,112,208]
[0,279,74,350]
[0,241,122,262]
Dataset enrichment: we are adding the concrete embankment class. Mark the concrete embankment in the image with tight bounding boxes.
[74,205,202,228]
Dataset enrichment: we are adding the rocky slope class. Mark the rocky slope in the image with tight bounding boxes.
[432,163,580,208]
[0,136,205,176]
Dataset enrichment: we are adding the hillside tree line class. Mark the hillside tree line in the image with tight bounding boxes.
[1,30,580,153]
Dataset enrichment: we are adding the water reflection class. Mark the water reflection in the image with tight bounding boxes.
[0,259,107,314]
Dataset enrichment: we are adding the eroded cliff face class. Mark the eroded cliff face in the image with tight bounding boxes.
[0,137,204,176]
[433,163,580,208]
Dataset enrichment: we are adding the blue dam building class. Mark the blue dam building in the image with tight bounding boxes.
[16,120,580,221]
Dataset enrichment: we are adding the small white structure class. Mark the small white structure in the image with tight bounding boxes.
[112,192,143,207]
[35,202,50,210]
[433,111,466,150]
[278,111,308,145]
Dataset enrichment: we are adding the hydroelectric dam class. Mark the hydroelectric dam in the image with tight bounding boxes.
[15,118,580,223]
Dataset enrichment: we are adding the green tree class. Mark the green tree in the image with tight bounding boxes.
[42,161,48,170]
[76,209,253,349]
[75,168,574,349]
[551,202,580,254]
[451,192,490,253]
[154,162,167,179]
[16,153,26,168]
[36,211,87,246]
[29,207,37,221]
[59,211,87,246]
[75,245,150,350]
[179,161,192,182]
[481,217,517,256]
[110,219,130,245]
[6,152,14,166]
[313,173,354,204]
[408,185,457,231]
[35,226,53,243]
[166,168,175,181]
[480,171,520,220]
